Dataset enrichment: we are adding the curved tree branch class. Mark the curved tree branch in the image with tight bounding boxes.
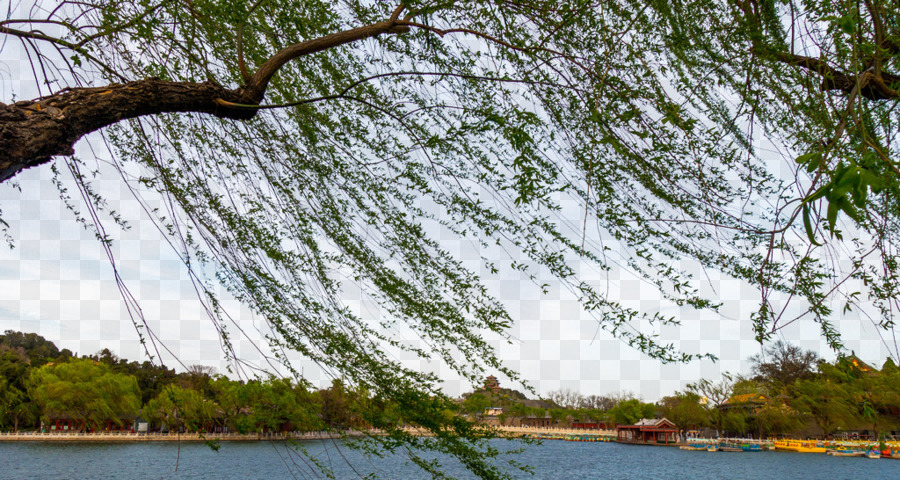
[772,50,900,100]
[0,14,412,182]
[240,18,410,101]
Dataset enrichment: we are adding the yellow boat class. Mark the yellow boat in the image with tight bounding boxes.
[773,440,827,453]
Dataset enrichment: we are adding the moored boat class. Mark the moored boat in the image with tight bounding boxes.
[774,440,826,453]
[720,442,760,452]
[680,445,708,451]
[826,449,865,457]
[864,447,882,459]
[774,440,797,452]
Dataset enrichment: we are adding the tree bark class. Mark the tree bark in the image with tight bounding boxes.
[773,51,900,100]
[0,79,254,182]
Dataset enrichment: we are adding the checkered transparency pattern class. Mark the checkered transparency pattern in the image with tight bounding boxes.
[0,160,270,375]
[2,156,894,399]
[0,83,895,400]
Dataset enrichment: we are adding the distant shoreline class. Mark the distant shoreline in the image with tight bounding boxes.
[0,427,618,443]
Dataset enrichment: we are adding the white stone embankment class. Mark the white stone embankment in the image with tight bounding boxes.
[494,426,616,437]
[0,426,616,442]
[0,431,352,442]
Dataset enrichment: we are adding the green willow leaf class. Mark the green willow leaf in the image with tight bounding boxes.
[802,202,822,247]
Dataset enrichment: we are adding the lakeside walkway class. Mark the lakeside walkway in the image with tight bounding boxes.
[0,427,618,443]
[0,431,354,442]
[5,430,889,455]
[495,426,616,437]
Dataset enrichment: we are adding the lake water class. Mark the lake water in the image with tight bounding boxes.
[1,439,897,479]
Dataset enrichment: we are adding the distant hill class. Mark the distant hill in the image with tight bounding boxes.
[0,330,66,364]
[464,387,553,409]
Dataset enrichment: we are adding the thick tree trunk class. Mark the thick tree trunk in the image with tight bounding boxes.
[0,79,256,182]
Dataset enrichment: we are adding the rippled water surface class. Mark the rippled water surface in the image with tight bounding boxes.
[1,439,898,479]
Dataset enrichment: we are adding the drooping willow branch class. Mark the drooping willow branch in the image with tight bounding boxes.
[0,13,413,181]
[216,70,593,111]
[0,1,602,182]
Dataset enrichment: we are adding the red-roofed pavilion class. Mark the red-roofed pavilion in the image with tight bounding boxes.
[616,418,678,445]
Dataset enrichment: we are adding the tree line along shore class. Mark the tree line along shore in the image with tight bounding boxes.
[465,342,900,442]
[1,331,898,442]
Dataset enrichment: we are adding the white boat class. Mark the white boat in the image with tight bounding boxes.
[826,449,865,457]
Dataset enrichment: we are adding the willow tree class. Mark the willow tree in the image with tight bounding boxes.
[29,358,142,430]
[3,0,900,476]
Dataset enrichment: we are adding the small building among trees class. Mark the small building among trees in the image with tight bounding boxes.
[485,407,503,416]
[519,416,553,428]
[718,393,769,414]
[616,418,679,445]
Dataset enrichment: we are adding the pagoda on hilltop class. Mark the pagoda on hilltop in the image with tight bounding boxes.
[484,375,501,393]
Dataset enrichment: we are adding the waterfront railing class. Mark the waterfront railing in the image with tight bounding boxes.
[0,430,366,441]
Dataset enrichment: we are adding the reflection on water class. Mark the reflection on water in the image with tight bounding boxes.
[0,439,896,479]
